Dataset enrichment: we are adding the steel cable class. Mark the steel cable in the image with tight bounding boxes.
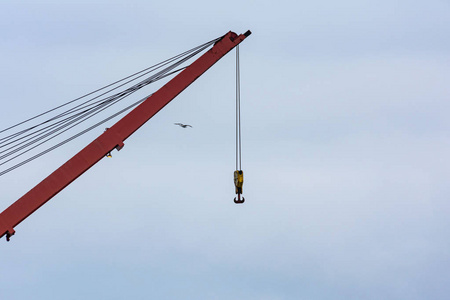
[0,36,221,176]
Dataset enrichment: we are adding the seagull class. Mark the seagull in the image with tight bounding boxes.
[174,123,192,128]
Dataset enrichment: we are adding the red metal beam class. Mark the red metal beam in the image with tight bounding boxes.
[0,30,251,241]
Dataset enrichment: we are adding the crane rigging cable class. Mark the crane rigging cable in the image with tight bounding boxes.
[0,96,147,177]
[0,37,220,136]
[0,36,222,177]
[234,45,245,204]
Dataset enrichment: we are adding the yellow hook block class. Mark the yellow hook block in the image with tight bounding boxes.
[234,170,245,203]
[234,170,244,194]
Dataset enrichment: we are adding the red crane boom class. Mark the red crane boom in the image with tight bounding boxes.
[0,30,251,241]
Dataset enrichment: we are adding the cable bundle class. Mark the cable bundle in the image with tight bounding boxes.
[0,36,221,177]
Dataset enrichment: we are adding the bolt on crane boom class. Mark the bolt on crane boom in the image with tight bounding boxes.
[0,30,251,242]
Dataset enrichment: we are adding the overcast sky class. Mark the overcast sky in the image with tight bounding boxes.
[1,1,450,299]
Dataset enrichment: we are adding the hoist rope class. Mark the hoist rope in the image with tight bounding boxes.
[235,45,242,171]
[0,36,222,177]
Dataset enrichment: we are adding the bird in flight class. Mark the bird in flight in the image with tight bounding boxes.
[174,123,192,128]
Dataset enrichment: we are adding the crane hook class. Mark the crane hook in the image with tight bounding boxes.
[233,47,245,204]
[234,193,245,204]
[234,170,245,204]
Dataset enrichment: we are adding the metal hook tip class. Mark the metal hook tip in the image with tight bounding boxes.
[234,197,245,204]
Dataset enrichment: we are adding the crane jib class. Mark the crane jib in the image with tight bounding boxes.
[0,30,251,242]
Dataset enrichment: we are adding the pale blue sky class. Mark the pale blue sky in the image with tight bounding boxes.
[1,1,450,299]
